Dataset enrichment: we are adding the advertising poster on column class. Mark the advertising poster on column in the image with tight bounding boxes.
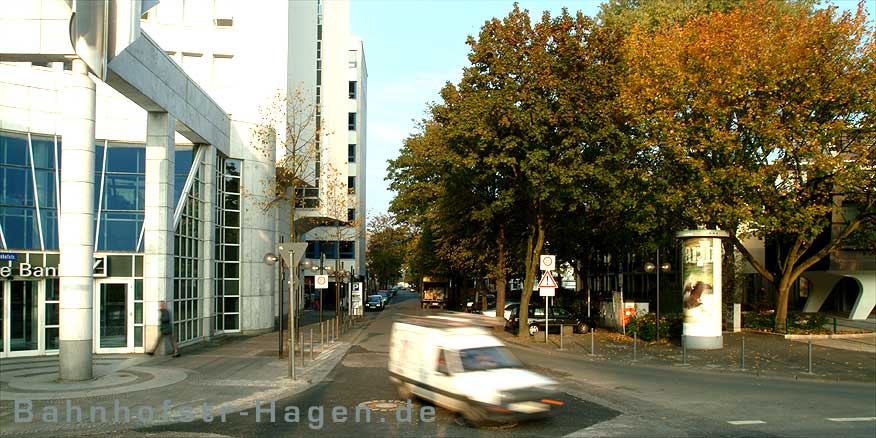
[678,230,728,349]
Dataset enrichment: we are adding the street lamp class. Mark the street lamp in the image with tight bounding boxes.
[644,253,671,343]
[264,242,307,380]
[262,253,283,358]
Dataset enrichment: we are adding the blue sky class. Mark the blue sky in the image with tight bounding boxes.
[350,0,871,217]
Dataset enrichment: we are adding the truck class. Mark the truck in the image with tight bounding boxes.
[420,276,449,309]
[388,312,563,426]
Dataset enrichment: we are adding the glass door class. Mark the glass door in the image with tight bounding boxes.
[94,280,134,353]
[4,281,39,356]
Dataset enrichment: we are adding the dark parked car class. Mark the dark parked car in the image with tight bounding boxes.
[365,295,385,311]
[507,304,593,335]
[377,290,391,305]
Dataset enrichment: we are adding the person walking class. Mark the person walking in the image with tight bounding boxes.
[147,301,180,357]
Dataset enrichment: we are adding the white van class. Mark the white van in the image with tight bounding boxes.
[388,313,563,425]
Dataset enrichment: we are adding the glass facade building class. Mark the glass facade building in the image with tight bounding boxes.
[0,130,245,356]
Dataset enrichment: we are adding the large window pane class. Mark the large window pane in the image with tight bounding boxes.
[30,136,55,169]
[0,133,28,166]
[41,209,58,250]
[175,149,194,175]
[0,207,39,249]
[103,174,143,210]
[99,212,143,251]
[34,169,55,208]
[106,146,145,173]
[1,166,32,206]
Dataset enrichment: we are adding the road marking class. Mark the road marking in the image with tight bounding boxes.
[827,417,876,422]
[727,420,766,425]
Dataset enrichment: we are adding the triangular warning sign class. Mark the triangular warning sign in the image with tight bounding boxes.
[538,271,558,288]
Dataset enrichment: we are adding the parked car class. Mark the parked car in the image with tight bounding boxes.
[507,304,592,335]
[378,290,391,305]
[480,302,519,321]
[365,295,385,311]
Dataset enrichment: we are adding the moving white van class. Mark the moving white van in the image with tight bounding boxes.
[388,312,563,425]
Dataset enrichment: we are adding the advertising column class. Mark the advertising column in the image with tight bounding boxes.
[676,230,728,350]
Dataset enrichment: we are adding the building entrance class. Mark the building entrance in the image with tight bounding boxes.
[94,279,136,353]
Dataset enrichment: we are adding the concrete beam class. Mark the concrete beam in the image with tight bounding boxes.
[105,33,230,155]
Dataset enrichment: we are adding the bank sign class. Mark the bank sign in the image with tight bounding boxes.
[0,263,58,278]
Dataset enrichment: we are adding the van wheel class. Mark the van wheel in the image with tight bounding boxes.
[576,322,589,334]
[462,404,487,427]
[396,382,413,400]
[529,324,539,336]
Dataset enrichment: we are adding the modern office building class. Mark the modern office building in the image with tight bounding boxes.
[0,0,366,374]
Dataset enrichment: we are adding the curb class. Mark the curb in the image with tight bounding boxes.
[499,332,875,385]
[784,332,876,340]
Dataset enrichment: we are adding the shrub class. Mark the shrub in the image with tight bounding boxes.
[626,313,680,342]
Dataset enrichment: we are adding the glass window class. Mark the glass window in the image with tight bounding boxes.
[348,144,356,163]
[349,81,357,99]
[305,241,317,258]
[348,176,355,194]
[348,113,356,131]
[98,212,143,251]
[224,175,240,193]
[0,132,28,166]
[34,169,55,208]
[105,146,144,173]
[30,136,55,169]
[224,159,241,176]
[339,241,355,259]
[0,207,39,249]
[40,209,58,250]
[103,174,144,210]
[347,208,355,222]
[1,166,32,206]
[458,347,522,372]
[175,148,195,175]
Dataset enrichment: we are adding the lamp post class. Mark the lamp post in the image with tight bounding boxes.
[264,241,306,379]
[263,253,283,358]
[644,252,671,343]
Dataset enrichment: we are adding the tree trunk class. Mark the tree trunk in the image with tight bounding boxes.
[495,225,507,328]
[774,274,793,332]
[518,213,545,339]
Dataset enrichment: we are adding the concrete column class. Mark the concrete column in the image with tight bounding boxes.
[144,112,175,354]
[202,147,215,338]
[59,59,96,381]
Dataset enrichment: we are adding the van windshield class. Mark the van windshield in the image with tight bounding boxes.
[458,347,521,372]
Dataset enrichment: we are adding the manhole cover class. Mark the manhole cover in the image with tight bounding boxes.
[358,399,408,412]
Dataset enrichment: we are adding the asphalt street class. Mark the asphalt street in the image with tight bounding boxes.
[130,291,875,438]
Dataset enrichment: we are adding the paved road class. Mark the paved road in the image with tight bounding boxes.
[130,292,875,437]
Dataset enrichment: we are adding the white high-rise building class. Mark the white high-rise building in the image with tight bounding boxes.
[0,0,366,374]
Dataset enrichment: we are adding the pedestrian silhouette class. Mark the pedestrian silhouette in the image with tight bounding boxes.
[147,302,180,357]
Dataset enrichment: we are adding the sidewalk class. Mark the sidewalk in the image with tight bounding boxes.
[498,328,876,383]
[0,315,369,437]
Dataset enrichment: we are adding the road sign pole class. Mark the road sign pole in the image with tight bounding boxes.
[546,297,549,344]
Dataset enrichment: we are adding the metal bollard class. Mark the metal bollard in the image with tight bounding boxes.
[740,335,746,370]
[833,318,837,334]
[300,331,304,366]
[310,328,314,361]
[635,332,640,360]
[560,325,564,350]
[590,328,595,356]
[321,321,324,348]
[682,336,687,365]
[808,338,813,374]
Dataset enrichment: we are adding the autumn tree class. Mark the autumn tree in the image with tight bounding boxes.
[619,0,876,329]
[366,213,413,290]
[251,86,322,241]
